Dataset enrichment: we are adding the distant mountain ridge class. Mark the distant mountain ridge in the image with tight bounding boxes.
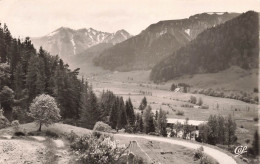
[94,12,240,71]
[150,11,259,82]
[31,27,131,58]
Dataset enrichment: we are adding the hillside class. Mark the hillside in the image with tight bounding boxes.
[150,11,259,82]
[31,27,131,59]
[94,12,239,71]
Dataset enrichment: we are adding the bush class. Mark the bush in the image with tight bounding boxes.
[70,133,125,164]
[14,131,26,136]
[197,97,203,106]
[176,110,184,116]
[93,121,112,133]
[148,132,160,136]
[65,130,78,142]
[45,130,59,138]
[190,96,197,104]
[194,146,204,160]
[0,109,10,129]
[27,131,42,136]
[201,105,209,109]
[11,120,20,131]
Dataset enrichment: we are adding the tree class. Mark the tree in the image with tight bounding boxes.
[170,83,176,91]
[29,94,61,131]
[157,108,167,136]
[251,131,259,157]
[147,116,155,133]
[190,96,197,104]
[139,97,147,111]
[197,97,203,106]
[117,97,127,129]
[80,86,100,129]
[125,98,135,126]
[109,97,119,129]
[225,114,237,146]
[0,86,14,120]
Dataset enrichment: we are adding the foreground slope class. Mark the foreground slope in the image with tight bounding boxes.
[150,11,259,82]
[94,12,239,71]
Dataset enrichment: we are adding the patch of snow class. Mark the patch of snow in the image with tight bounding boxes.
[185,29,190,36]
[70,38,76,55]
[159,29,167,36]
[207,12,225,15]
[121,31,128,40]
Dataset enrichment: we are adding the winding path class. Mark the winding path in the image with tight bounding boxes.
[116,134,237,164]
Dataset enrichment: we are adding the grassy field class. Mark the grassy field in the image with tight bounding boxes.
[88,68,258,146]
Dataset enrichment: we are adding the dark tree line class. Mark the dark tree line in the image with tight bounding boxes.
[0,23,83,123]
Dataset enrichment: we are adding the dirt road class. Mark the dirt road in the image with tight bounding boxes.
[116,134,237,164]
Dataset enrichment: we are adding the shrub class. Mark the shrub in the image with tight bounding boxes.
[65,130,78,142]
[70,133,125,164]
[14,131,26,136]
[93,121,112,133]
[45,130,59,138]
[201,105,209,109]
[253,88,258,93]
[0,109,10,129]
[181,104,194,108]
[253,117,259,122]
[197,97,203,106]
[190,96,197,104]
[194,146,204,160]
[176,110,184,116]
[11,120,20,131]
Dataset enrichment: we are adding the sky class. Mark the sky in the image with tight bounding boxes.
[0,0,259,38]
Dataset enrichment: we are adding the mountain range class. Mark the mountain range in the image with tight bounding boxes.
[150,11,259,82]
[94,12,239,71]
[31,27,131,58]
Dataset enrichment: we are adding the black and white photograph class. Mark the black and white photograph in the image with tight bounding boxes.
[0,0,259,163]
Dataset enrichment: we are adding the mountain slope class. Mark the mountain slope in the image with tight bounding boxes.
[150,11,259,82]
[94,12,239,71]
[31,27,131,58]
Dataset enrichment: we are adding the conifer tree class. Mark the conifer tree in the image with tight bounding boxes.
[125,98,135,126]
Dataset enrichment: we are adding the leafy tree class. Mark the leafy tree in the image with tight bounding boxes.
[0,86,14,120]
[29,94,61,131]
